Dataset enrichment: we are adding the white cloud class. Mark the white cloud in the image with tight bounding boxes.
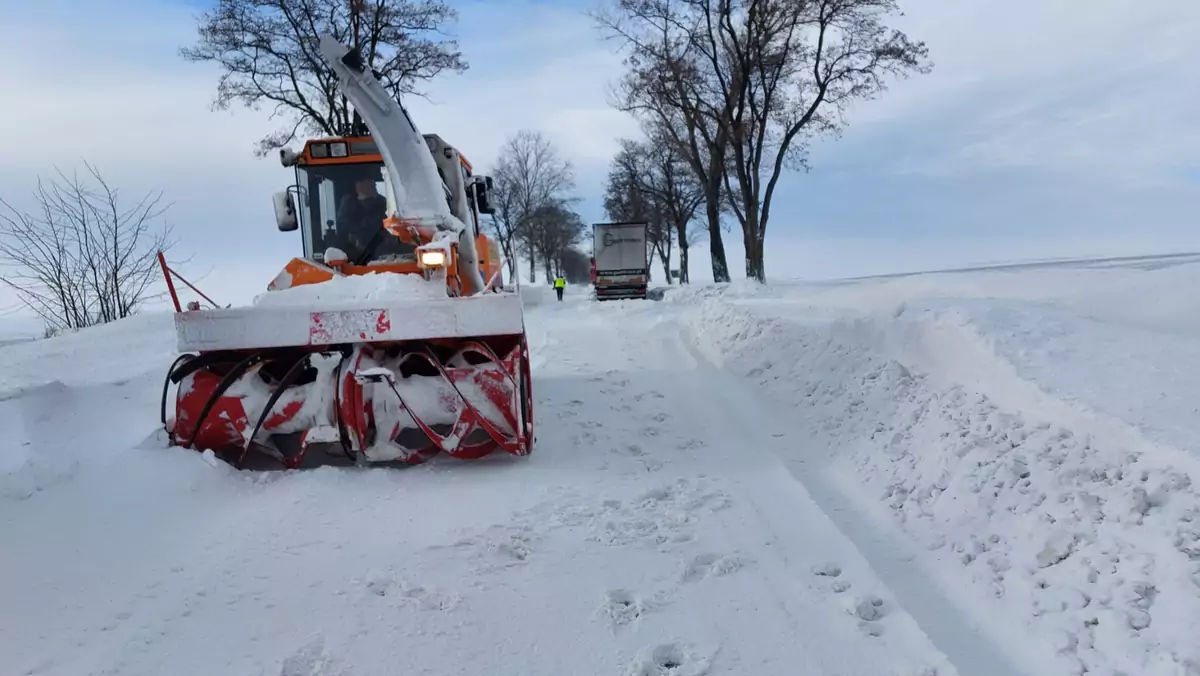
[838,0,1200,185]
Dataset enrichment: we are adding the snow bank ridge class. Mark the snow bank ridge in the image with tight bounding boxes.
[684,294,1200,676]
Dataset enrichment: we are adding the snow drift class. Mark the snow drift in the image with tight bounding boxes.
[681,258,1200,676]
[0,312,178,500]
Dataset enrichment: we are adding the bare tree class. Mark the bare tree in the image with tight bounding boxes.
[490,130,576,283]
[525,203,587,281]
[592,0,738,282]
[603,139,655,223]
[595,0,930,282]
[488,176,522,281]
[605,135,705,283]
[559,247,592,284]
[720,0,930,281]
[604,139,671,283]
[181,0,468,156]
[0,163,176,335]
[641,133,705,283]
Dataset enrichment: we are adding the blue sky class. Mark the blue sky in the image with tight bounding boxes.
[1,0,1198,328]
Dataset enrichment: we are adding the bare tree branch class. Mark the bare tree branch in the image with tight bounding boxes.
[593,0,740,282]
[604,135,703,283]
[181,0,468,156]
[525,203,588,282]
[489,130,577,283]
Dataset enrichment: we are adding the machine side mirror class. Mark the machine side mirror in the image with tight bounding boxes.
[473,175,496,215]
[273,190,298,231]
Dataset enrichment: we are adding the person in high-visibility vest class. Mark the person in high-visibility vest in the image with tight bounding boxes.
[554,275,566,301]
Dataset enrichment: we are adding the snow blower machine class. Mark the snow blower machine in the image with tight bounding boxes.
[159,35,533,469]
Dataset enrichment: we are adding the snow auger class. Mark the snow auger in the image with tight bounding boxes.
[159,35,532,469]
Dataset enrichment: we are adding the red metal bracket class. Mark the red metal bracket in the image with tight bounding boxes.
[158,250,221,312]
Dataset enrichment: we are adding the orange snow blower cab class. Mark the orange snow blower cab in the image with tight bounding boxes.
[160,34,531,469]
[266,135,506,296]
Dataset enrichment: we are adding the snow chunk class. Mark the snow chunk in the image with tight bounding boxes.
[1036,530,1078,568]
[812,562,843,577]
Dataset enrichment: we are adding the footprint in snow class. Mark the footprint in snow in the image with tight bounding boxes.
[435,525,541,573]
[613,446,665,474]
[624,642,716,676]
[364,577,460,611]
[858,619,885,637]
[486,528,538,563]
[812,562,842,577]
[844,594,887,623]
[278,637,345,676]
[811,561,852,593]
[681,552,745,583]
[810,560,885,627]
[641,458,665,473]
[603,589,646,629]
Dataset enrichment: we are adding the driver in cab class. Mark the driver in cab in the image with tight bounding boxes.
[333,176,414,261]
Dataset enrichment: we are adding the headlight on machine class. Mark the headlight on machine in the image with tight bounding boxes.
[419,250,447,268]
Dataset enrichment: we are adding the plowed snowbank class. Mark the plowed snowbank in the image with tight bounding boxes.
[682,257,1200,676]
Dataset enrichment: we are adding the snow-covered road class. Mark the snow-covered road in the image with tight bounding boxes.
[3,292,962,676]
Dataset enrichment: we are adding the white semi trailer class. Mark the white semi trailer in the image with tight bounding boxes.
[590,221,649,301]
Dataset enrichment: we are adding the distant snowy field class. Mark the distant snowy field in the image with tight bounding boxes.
[3,253,1200,676]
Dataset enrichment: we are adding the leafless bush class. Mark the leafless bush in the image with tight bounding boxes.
[0,162,176,335]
